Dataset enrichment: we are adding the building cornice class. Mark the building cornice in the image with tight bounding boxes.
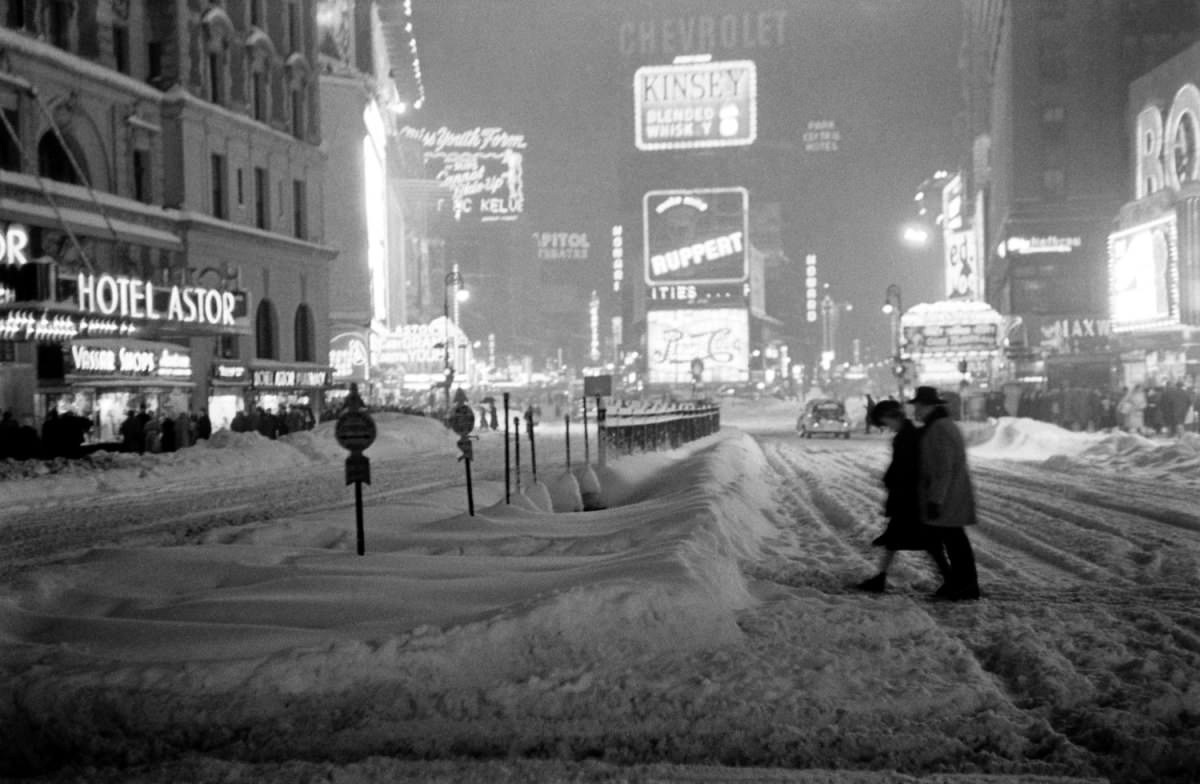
[0,29,164,103]
[176,210,338,261]
[163,86,324,159]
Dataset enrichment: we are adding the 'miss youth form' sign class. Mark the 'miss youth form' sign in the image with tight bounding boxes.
[643,188,749,287]
[635,60,757,151]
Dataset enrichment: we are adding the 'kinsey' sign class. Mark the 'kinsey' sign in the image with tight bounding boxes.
[77,273,239,327]
[635,60,757,151]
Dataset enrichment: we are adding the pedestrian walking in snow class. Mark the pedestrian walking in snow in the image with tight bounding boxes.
[911,386,981,601]
[856,400,950,594]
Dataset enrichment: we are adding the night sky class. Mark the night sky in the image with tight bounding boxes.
[413,0,963,360]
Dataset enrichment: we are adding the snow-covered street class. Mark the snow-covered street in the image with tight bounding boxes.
[2,400,1199,783]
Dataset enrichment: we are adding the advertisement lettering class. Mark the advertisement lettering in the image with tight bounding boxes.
[801,120,841,153]
[644,187,749,286]
[618,11,788,58]
[635,60,757,151]
[76,273,244,328]
[1136,82,1200,198]
[399,126,525,223]
[330,332,369,381]
[535,232,590,261]
[0,224,30,266]
[646,307,749,384]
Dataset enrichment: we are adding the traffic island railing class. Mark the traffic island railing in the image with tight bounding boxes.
[602,402,721,456]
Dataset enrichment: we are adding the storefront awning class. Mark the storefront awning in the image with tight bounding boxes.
[0,198,184,252]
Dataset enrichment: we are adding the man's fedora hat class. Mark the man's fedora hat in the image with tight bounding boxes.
[907,386,947,405]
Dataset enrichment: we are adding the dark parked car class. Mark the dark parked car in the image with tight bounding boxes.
[797,399,851,439]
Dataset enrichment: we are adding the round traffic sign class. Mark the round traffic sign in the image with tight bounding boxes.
[336,410,377,452]
[449,404,475,436]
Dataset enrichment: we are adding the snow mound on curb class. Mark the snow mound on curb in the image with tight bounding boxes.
[0,414,457,508]
[970,417,1105,462]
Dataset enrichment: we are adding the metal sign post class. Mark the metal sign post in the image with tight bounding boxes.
[503,392,511,504]
[564,414,571,469]
[513,416,522,494]
[525,404,538,482]
[582,396,590,464]
[449,388,476,516]
[335,383,376,556]
[596,395,607,468]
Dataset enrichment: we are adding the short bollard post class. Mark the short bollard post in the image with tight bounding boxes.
[513,416,522,494]
[335,383,376,556]
[503,392,511,504]
[449,388,476,516]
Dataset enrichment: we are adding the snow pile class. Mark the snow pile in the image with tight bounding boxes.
[0,414,457,508]
[970,417,1105,462]
[1047,429,1200,476]
[0,431,778,772]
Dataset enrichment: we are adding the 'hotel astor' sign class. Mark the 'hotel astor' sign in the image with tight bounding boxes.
[76,273,245,328]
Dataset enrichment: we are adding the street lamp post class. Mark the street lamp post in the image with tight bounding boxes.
[443,263,468,414]
[882,283,904,398]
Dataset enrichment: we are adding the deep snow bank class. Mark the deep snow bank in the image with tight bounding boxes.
[970,417,1105,462]
[0,431,780,772]
[0,413,456,508]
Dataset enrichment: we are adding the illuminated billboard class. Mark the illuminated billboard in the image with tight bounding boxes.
[634,60,757,151]
[643,187,748,287]
[646,307,748,384]
[399,126,525,222]
[1108,215,1179,333]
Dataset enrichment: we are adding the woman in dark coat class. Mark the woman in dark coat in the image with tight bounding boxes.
[856,400,951,593]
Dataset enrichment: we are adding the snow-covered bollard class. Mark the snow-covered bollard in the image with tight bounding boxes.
[522,480,553,512]
[548,471,583,512]
[575,464,604,511]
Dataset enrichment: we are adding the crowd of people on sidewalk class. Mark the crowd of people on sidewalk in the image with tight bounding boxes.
[982,381,1198,436]
[229,405,315,440]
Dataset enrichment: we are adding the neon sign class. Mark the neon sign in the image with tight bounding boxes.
[643,187,749,286]
[635,60,756,151]
[535,232,590,261]
[802,120,840,153]
[1135,83,1200,198]
[0,309,136,341]
[330,332,369,382]
[1003,235,1082,256]
[76,273,239,326]
[1,224,29,266]
[646,307,749,384]
[399,126,526,223]
[1108,215,1179,333]
[68,343,193,378]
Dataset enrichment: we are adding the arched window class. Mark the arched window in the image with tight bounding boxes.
[38,131,84,184]
[202,7,235,106]
[255,298,278,359]
[293,303,315,362]
[245,30,276,124]
[284,54,311,141]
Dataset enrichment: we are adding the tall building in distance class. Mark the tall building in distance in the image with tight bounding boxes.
[0,0,335,436]
[960,0,1200,386]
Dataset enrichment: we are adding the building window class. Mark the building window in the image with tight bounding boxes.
[217,334,239,359]
[255,299,278,359]
[294,304,315,362]
[255,167,269,229]
[1038,42,1067,82]
[47,0,72,49]
[1043,168,1067,200]
[6,1,26,29]
[251,70,269,122]
[208,50,225,104]
[286,1,300,51]
[133,148,151,203]
[210,153,227,219]
[236,168,245,206]
[147,41,164,86]
[113,24,130,74]
[290,87,305,140]
[0,107,19,172]
[1041,105,1065,141]
[38,132,82,184]
[250,0,265,27]
[292,179,307,240]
